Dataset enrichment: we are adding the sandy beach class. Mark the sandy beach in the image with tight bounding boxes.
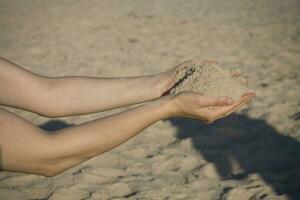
[0,0,300,199]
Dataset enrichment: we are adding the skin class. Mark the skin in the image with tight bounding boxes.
[0,57,254,176]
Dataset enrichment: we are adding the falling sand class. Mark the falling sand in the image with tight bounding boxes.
[170,60,252,100]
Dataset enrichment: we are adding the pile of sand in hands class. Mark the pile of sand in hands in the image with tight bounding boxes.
[170,60,252,100]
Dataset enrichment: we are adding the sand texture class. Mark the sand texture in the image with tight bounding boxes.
[170,60,251,100]
[1,0,300,200]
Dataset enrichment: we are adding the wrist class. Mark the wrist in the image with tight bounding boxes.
[152,95,178,119]
[151,71,174,98]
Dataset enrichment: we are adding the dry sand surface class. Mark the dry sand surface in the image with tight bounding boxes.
[1,0,300,199]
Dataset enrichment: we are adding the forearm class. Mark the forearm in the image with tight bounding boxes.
[43,96,173,176]
[0,57,172,117]
[1,88,253,176]
[44,73,171,116]
[0,57,49,112]
[0,97,173,176]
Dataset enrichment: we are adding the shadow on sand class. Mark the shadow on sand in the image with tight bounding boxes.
[39,116,300,199]
[168,114,300,200]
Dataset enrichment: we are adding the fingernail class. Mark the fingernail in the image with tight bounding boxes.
[242,92,254,98]
[225,98,233,105]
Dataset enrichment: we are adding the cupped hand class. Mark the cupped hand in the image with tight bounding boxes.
[161,59,254,123]
[169,92,255,123]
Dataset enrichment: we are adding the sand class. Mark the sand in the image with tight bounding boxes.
[170,60,252,100]
[0,0,300,200]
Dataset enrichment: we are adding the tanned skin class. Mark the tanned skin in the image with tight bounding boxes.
[0,58,254,176]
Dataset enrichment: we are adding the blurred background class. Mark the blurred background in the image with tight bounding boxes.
[0,0,300,199]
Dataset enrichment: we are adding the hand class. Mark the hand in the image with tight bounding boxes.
[162,59,195,92]
[169,92,255,123]
[231,69,248,85]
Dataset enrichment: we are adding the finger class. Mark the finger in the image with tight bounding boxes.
[218,93,255,118]
[192,58,217,65]
[211,92,255,119]
[240,76,248,84]
[199,96,233,107]
[174,60,193,71]
[223,92,254,116]
[203,60,218,65]
[231,69,242,77]
[231,69,248,85]
[215,97,252,121]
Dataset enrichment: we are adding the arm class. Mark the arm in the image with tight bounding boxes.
[0,57,175,117]
[0,92,254,176]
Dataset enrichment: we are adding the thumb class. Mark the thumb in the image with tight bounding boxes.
[199,96,233,107]
[174,60,193,71]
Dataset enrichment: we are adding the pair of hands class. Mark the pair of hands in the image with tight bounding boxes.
[162,60,255,124]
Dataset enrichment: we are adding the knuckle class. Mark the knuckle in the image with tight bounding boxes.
[216,97,223,105]
[216,97,225,105]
